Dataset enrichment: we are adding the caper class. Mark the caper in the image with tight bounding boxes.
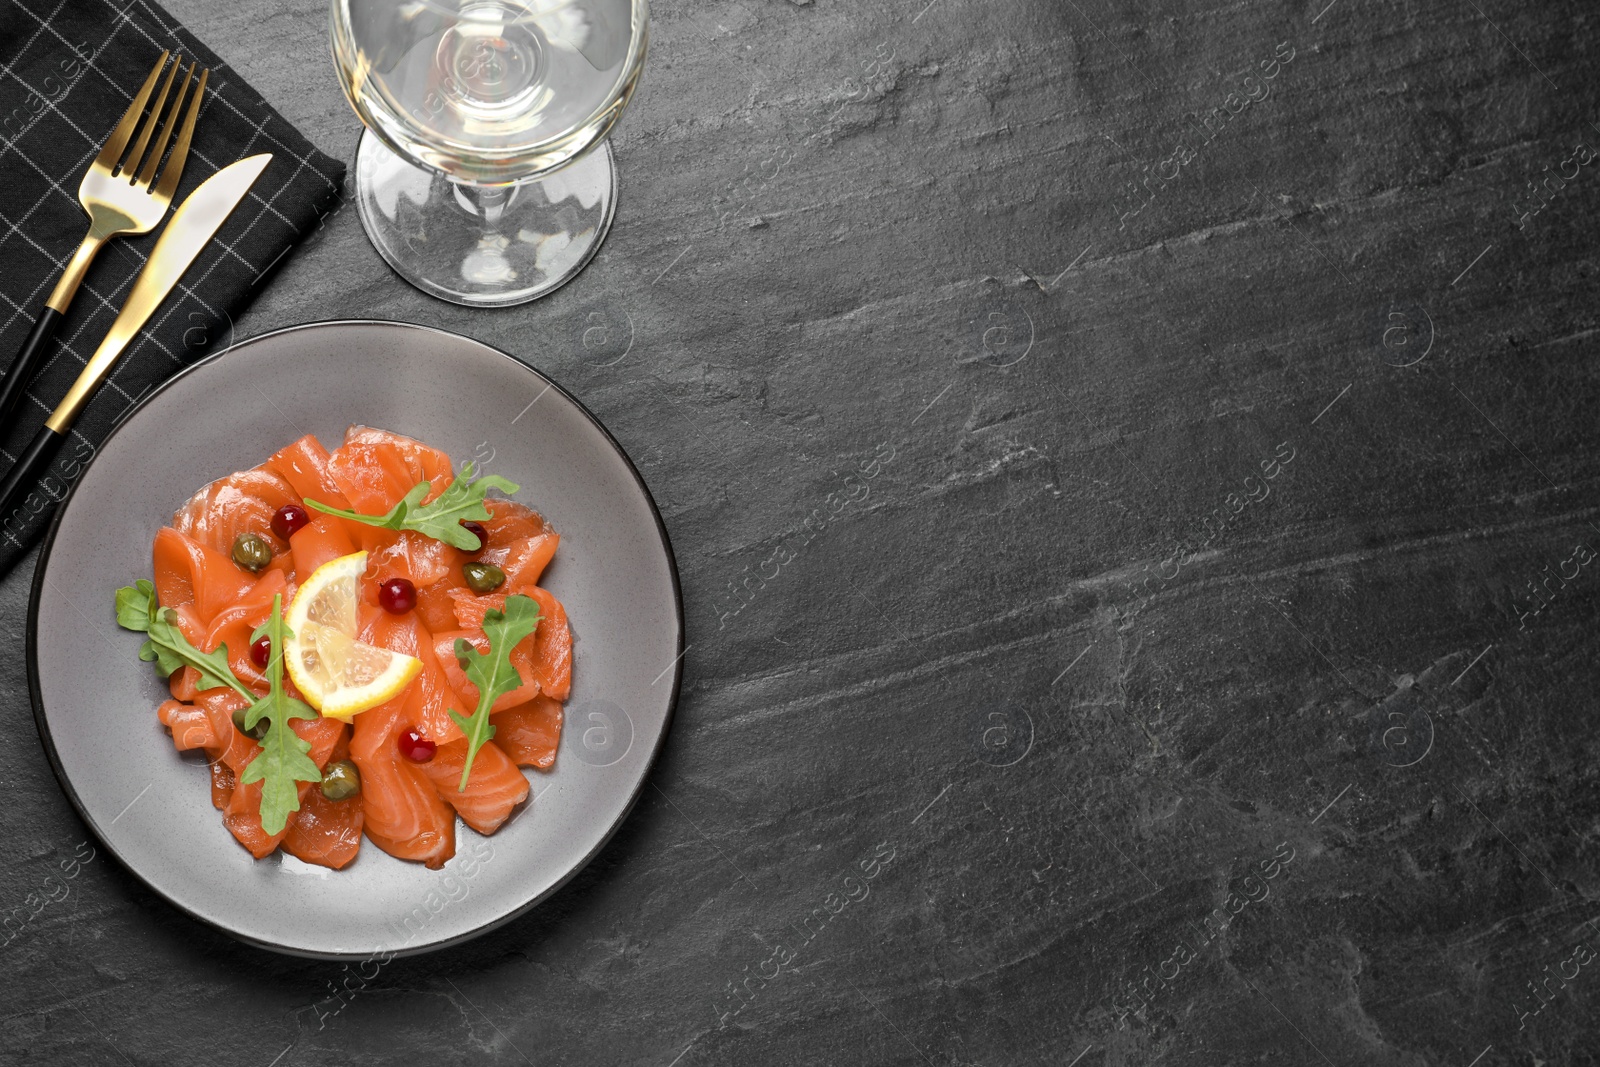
[320,759,361,801]
[462,561,506,594]
[231,704,269,741]
[231,532,273,573]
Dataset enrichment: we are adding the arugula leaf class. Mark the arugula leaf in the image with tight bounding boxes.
[303,461,519,550]
[447,593,542,792]
[237,594,322,835]
[115,579,253,700]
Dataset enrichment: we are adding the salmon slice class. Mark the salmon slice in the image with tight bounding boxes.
[434,627,542,713]
[360,608,462,744]
[153,527,258,628]
[415,552,473,634]
[266,434,350,510]
[191,688,258,776]
[290,511,358,578]
[477,498,558,584]
[419,738,529,834]
[221,714,344,859]
[201,569,286,689]
[210,760,235,810]
[327,426,454,515]
[482,531,560,588]
[449,586,572,702]
[172,466,300,557]
[361,528,457,590]
[492,696,563,770]
[349,693,456,868]
[283,731,363,869]
[157,698,216,751]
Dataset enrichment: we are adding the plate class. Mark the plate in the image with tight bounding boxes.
[27,320,683,959]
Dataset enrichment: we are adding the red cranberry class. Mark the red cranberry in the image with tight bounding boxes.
[378,577,417,614]
[460,520,488,554]
[398,729,436,762]
[272,503,311,540]
[250,635,272,669]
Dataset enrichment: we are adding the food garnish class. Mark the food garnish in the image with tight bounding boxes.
[238,595,323,834]
[449,593,542,792]
[459,520,489,554]
[378,577,416,615]
[462,561,506,594]
[398,729,437,763]
[283,551,423,720]
[319,759,361,801]
[231,532,272,573]
[116,579,252,699]
[304,461,517,551]
[271,502,310,540]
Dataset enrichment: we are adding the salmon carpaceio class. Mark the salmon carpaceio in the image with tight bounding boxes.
[145,429,569,869]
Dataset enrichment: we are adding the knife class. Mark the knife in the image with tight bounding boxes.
[0,153,272,524]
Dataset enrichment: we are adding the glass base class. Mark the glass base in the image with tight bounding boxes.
[352,130,618,307]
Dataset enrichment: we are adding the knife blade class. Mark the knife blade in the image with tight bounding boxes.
[0,153,272,525]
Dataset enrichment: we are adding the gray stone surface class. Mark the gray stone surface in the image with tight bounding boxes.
[2,0,1598,1064]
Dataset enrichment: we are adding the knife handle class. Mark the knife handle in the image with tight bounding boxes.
[0,424,67,529]
[0,306,64,431]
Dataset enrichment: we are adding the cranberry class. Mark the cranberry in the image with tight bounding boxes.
[460,520,488,554]
[398,729,436,762]
[250,635,272,669]
[272,503,311,540]
[378,577,417,614]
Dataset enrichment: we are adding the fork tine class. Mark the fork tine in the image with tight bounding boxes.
[118,54,181,180]
[94,50,169,171]
[136,62,196,188]
[152,67,208,202]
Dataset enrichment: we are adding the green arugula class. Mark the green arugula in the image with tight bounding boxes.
[115,579,253,700]
[237,595,322,834]
[448,594,542,792]
[117,582,321,835]
[303,461,519,551]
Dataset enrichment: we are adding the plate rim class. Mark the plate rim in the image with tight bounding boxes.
[25,317,685,960]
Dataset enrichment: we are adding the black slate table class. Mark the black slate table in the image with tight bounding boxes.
[3,0,1598,1064]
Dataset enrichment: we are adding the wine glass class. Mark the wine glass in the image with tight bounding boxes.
[330,0,648,307]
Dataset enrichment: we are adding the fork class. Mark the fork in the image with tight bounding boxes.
[0,51,208,430]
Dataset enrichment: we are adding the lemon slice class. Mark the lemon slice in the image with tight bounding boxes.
[285,551,421,721]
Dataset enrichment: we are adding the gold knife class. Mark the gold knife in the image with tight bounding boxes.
[0,153,272,522]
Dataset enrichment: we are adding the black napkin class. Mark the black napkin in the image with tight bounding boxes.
[0,0,344,573]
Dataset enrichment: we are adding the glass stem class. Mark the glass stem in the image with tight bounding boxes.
[451,179,520,223]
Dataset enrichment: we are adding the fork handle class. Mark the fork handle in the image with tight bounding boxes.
[0,235,104,430]
[0,307,64,430]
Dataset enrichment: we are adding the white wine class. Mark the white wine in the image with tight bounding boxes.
[333,0,646,184]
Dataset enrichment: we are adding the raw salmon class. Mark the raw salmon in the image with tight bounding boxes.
[267,434,350,510]
[479,499,559,586]
[492,696,563,770]
[418,738,529,834]
[201,569,287,689]
[172,466,299,557]
[283,732,363,869]
[157,698,215,751]
[290,511,357,578]
[349,694,456,869]
[145,426,571,868]
[152,527,257,627]
[223,715,345,859]
[361,608,464,745]
[328,426,454,514]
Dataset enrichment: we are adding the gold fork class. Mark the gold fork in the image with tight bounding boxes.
[0,50,209,428]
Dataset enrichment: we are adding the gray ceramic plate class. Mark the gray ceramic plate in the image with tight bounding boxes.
[27,320,682,959]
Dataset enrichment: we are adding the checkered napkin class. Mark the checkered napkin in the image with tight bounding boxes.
[0,0,344,573]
